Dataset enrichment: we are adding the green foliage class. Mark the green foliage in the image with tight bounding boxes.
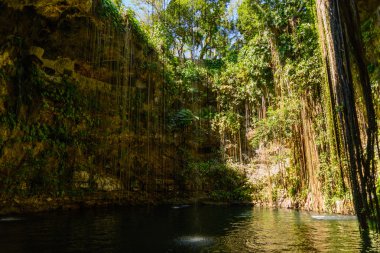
[211,33,274,143]
[125,9,152,46]
[0,61,91,196]
[361,17,378,44]
[112,0,122,8]
[284,54,322,94]
[204,59,224,71]
[98,0,125,31]
[1,0,376,211]
[238,0,311,37]
[212,111,241,135]
[183,161,253,202]
[97,0,153,49]
[169,108,198,130]
[0,112,17,129]
[250,98,300,148]
[22,123,49,142]
[177,60,207,89]
[0,69,6,81]
[361,14,380,123]
[139,0,232,60]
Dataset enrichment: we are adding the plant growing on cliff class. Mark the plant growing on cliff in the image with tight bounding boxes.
[169,108,198,130]
[98,0,125,31]
[182,161,253,202]
[250,97,300,149]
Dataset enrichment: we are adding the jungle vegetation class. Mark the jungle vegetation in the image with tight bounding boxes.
[129,0,380,229]
[0,0,379,231]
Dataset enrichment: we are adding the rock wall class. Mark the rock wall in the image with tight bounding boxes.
[0,0,186,205]
[359,0,380,119]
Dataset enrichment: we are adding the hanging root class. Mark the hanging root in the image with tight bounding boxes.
[317,0,380,230]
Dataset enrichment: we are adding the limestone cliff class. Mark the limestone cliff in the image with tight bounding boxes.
[0,0,187,209]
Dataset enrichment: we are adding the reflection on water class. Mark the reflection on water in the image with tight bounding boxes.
[217,208,380,252]
[0,206,379,252]
[0,217,24,222]
[311,215,357,221]
[175,235,214,247]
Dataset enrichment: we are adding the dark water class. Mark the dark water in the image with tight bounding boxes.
[0,205,379,252]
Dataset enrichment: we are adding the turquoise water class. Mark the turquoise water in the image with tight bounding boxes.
[0,206,379,252]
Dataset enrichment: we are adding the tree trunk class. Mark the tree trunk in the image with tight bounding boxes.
[316,0,379,230]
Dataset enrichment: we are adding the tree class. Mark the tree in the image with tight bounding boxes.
[138,0,231,60]
[316,0,380,229]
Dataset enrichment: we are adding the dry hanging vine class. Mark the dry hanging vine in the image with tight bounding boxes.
[316,0,380,229]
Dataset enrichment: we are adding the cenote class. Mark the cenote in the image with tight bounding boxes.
[1,0,380,251]
[0,206,379,253]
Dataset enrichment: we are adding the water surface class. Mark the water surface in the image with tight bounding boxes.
[0,205,379,252]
